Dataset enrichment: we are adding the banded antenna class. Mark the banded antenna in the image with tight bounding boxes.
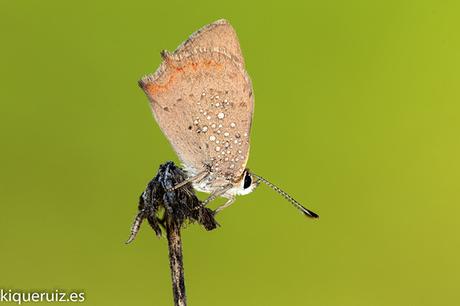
[251,173,319,218]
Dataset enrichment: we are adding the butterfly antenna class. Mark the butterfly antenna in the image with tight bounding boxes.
[251,173,319,218]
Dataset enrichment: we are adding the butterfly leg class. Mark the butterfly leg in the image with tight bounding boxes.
[167,169,210,191]
[201,183,233,207]
[214,196,236,214]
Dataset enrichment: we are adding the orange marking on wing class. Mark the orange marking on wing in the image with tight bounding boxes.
[146,60,223,96]
[144,73,178,96]
[191,62,198,71]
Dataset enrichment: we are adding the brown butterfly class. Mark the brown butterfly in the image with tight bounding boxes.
[139,19,318,218]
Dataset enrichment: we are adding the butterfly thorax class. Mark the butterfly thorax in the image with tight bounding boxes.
[190,166,257,198]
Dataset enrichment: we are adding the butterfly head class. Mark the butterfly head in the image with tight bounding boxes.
[228,169,260,196]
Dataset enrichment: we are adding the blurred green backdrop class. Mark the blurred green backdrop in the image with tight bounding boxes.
[1,0,459,305]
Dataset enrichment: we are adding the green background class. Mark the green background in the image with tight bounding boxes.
[1,1,459,305]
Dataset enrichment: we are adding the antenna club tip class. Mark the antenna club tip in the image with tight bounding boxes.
[304,211,319,219]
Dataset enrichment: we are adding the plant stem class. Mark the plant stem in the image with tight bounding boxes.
[128,162,218,306]
[166,219,186,306]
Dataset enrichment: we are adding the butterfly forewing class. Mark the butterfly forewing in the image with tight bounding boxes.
[175,19,245,66]
[140,20,254,182]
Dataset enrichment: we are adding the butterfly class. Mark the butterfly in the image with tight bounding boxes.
[139,19,318,218]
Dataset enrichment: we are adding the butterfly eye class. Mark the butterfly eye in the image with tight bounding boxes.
[243,172,252,189]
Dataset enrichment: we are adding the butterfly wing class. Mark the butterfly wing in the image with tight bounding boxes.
[175,19,245,65]
[139,48,253,182]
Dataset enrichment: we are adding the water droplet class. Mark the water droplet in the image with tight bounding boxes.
[202,92,206,96]
[230,122,236,128]
[215,103,220,107]
[218,124,223,128]
[193,120,199,125]
[206,115,211,120]
[215,95,220,99]
[224,142,230,147]
[209,135,216,141]
[217,112,225,119]
[234,140,238,144]
[229,164,235,169]
[215,146,221,152]
[216,140,220,144]
[202,126,208,132]
[238,150,242,154]
[217,130,221,134]
[211,123,216,129]
[224,132,229,137]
